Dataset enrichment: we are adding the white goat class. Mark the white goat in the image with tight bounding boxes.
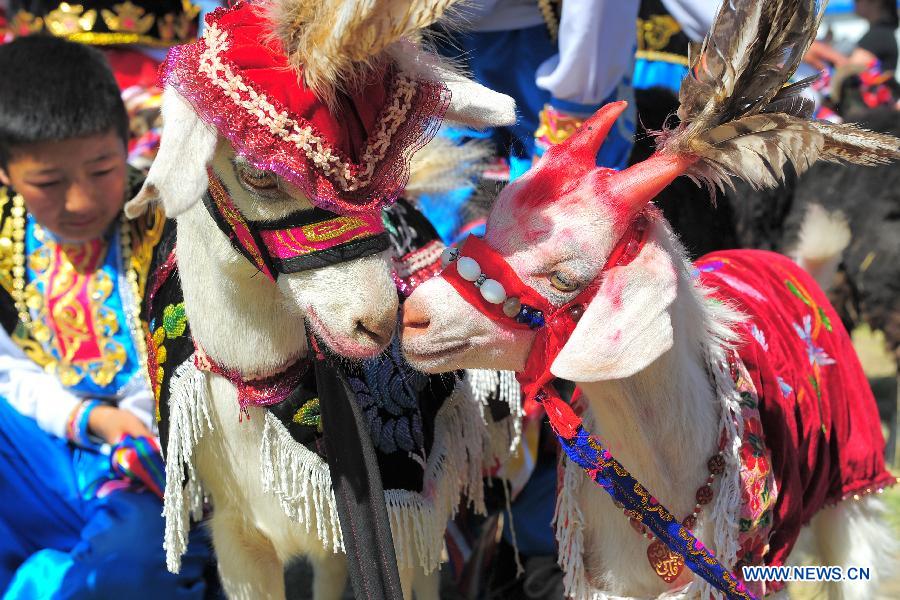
[131,65,518,600]
[401,1,900,598]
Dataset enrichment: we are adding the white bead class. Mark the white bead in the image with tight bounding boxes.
[479,279,506,304]
[441,247,459,267]
[457,257,481,281]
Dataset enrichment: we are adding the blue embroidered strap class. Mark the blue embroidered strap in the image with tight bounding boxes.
[542,395,757,600]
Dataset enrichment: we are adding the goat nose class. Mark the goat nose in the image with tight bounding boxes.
[355,313,395,346]
[402,302,431,331]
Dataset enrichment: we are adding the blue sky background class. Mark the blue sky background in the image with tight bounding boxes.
[826,0,900,14]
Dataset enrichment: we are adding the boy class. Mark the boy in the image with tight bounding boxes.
[0,35,210,598]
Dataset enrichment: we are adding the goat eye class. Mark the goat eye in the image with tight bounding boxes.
[237,166,278,191]
[549,271,579,292]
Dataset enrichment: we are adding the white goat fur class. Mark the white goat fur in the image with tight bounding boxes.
[401,189,896,598]
[145,90,506,600]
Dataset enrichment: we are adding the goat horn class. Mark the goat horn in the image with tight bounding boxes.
[606,152,697,220]
[543,101,629,170]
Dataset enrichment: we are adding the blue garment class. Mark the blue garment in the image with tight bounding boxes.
[437,25,556,164]
[633,58,689,94]
[501,457,558,556]
[0,397,211,599]
[436,24,635,170]
[423,25,636,243]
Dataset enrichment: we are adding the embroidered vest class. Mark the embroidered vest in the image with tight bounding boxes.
[0,170,165,397]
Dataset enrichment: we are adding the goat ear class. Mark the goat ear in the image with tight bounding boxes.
[550,230,678,382]
[390,46,517,128]
[131,87,217,218]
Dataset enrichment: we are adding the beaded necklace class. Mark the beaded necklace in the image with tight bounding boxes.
[9,192,152,389]
[627,445,726,583]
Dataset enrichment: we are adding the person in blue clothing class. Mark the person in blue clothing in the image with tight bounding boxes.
[420,0,640,248]
[0,35,211,599]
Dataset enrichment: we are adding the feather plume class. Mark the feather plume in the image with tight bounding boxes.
[404,135,492,199]
[264,0,460,104]
[660,0,900,192]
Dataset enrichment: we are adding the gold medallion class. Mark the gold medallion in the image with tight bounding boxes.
[647,539,685,584]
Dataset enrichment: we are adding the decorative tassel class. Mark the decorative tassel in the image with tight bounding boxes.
[257,378,487,572]
[387,381,488,571]
[163,357,212,574]
[467,369,524,453]
[259,412,344,554]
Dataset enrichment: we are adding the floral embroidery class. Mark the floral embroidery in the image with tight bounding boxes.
[750,324,768,352]
[161,302,187,337]
[777,377,793,398]
[793,314,835,367]
[293,398,321,431]
[690,259,724,279]
[347,340,427,457]
[147,302,188,417]
[147,327,166,402]
[731,359,777,596]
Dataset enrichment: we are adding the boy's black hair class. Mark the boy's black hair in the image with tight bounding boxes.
[0,35,128,168]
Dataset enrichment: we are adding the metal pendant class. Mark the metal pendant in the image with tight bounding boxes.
[647,539,685,584]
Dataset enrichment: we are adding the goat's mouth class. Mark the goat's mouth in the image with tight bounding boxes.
[306,308,387,360]
[402,339,471,371]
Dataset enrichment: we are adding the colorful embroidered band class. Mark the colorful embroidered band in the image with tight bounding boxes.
[204,171,390,280]
[256,210,388,274]
[541,393,755,600]
[66,399,103,448]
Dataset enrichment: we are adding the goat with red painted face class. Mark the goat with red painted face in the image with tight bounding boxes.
[126,1,520,599]
[402,1,900,598]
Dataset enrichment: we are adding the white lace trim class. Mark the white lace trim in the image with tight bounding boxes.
[198,23,417,192]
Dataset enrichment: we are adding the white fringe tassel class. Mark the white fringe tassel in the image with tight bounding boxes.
[258,380,487,573]
[163,357,212,574]
[702,345,747,600]
[385,383,487,571]
[259,412,344,554]
[467,369,524,454]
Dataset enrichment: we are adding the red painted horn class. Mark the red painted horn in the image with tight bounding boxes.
[542,101,630,174]
[606,152,697,219]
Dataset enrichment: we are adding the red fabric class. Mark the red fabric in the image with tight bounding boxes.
[162,2,450,214]
[442,236,549,331]
[104,48,162,91]
[442,218,650,417]
[208,4,385,164]
[696,250,894,567]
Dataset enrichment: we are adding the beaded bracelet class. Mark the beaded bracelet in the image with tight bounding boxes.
[66,399,103,448]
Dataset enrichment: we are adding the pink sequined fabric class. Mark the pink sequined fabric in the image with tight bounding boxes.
[159,4,450,215]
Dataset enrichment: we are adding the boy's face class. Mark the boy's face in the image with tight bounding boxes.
[0,130,127,243]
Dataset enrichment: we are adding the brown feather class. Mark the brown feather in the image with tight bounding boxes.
[660,0,900,193]
[264,0,461,104]
[813,121,900,165]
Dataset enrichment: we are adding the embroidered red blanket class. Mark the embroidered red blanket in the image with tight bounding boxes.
[696,250,895,569]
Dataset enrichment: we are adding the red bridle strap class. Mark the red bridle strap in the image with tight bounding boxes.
[441,213,651,417]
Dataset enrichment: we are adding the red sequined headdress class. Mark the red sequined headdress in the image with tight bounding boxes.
[160,2,449,213]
